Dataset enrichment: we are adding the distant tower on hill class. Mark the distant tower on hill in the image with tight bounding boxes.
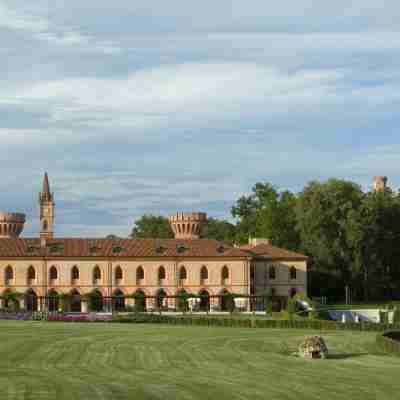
[168,212,207,239]
[39,172,55,240]
[373,176,388,192]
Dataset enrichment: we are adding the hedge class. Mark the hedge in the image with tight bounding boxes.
[376,331,400,355]
[111,313,397,332]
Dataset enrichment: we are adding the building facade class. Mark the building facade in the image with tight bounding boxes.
[0,174,308,312]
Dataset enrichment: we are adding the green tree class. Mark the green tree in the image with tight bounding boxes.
[130,215,174,239]
[296,179,364,299]
[200,218,236,243]
[231,182,300,249]
[346,189,400,300]
[176,292,190,313]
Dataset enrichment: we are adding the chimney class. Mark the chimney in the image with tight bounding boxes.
[168,212,207,239]
[249,238,272,247]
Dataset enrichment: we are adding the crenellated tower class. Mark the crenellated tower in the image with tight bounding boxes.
[373,176,388,192]
[168,212,207,239]
[39,172,55,239]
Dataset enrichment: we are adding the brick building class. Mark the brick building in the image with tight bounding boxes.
[0,174,307,312]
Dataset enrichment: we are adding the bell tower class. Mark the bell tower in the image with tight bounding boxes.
[39,172,55,240]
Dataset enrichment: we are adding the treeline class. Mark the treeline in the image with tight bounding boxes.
[130,179,400,302]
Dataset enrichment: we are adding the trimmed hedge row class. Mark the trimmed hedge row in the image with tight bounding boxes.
[112,313,397,332]
[376,331,400,355]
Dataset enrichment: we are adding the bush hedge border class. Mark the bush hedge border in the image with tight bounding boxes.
[112,314,397,332]
[376,331,400,355]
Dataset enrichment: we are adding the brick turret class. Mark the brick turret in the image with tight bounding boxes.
[168,212,207,239]
[373,176,388,192]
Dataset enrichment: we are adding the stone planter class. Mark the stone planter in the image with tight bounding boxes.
[298,336,328,359]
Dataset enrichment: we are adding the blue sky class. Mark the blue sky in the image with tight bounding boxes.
[1,0,400,237]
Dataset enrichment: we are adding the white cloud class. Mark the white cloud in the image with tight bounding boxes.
[6,63,342,126]
[12,0,400,33]
[0,3,48,32]
[0,2,121,54]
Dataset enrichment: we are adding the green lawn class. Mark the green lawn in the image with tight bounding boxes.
[0,321,398,400]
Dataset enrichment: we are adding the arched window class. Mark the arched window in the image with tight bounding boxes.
[113,289,125,311]
[27,266,36,283]
[115,266,123,281]
[93,266,101,284]
[70,289,81,312]
[49,266,58,281]
[290,266,297,280]
[43,220,48,230]
[158,266,166,281]
[136,266,144,282]
[179,266,187,280]
[199,289,210,311]
[47,289,59,312]
[71,266,79,281]
[221,266,229,284]
[25,289,38,312]
[269,266,276,280]
[5,266,13,285]
[200,266,208,282]
[89,289,103,312]
[219,289,232,311]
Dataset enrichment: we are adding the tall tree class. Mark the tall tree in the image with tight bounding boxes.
[130,215,174,239]
[295,179,364,299]
[346,188,400,300]
[231,182,300,250]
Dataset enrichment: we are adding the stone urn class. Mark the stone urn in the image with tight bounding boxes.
[298,336,328,359]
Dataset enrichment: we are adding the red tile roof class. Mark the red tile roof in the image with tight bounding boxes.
[239,243,308,260]
[0,238,250,258]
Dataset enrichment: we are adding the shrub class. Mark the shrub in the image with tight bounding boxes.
[3,292,22,312]
[308,309,318,320]
[85,292,103,312]
[376,331,400,355]
[132,292,146,312]
[222,293,236,313]
[176,292,190,312]
[273,310,290,320]
[286,298,296,319]
[265,297,273,315]
[379,310,389,324]
[393,307,400,325]
[57,293,71,312]
[32,311,49,321]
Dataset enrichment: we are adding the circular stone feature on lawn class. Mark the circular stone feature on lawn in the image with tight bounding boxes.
[298,336,328,359]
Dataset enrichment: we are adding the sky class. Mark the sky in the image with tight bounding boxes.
[1,0,400,237]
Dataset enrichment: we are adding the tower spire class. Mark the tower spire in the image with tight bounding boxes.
[39,172,55,239]
[42,172,51,198]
